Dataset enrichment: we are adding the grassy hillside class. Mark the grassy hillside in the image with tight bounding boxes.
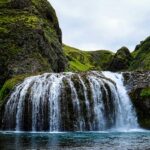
[64,35,150,72]
[130,36,150,71]
[63,45,114,72]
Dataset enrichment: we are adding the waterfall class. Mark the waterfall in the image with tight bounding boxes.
[1,71,138,131]
[102,72,139,129]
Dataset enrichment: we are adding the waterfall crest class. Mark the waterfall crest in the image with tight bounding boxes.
[1,72,138,131]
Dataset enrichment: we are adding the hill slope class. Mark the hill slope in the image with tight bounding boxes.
[64,36,150,72]
[63,45,114,72]
[130,36,150,71]
[0,0,67,88]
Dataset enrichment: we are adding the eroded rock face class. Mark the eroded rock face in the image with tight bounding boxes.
[123,71,150,91]
[123,71,150,129]
[0,0,67,88]
[10,0,31,8]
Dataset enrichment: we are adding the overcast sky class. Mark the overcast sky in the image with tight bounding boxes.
[49,0,150,52]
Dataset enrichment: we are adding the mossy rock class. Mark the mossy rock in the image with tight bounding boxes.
[0,75,26,105]
[108,47,133,71]
[129,87,150,129]
[140,88,150,97]
[0,0,67,88]
[0,72,45,107]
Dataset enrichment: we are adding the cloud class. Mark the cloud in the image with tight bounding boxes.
[49,0,150,52]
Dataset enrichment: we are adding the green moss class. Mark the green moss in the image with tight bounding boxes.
[0,43,22,59]
[43,26,58,43]
[130,88,150,129]
[0,27,8,33]
[131,50,139,58]
[0,0,66,86]
[140,87,150,97]
[0,0,11,4]
[0,73,44,106]
[31,52,52,71]
[8,44,22,55]
[69,60,93,72]
[31,0,58,24]
[0,14,43,29]
[0,75,28,105]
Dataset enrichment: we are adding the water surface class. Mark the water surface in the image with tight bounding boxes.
[0,130,150,150]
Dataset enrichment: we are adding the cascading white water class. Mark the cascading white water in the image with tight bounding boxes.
[102,72,139,129]
[88,75,106,130]
[78,75,92,130]
[1,71,139,131]
[67,77,85,131]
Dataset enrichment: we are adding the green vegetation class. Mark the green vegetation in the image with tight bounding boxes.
[63,45,114,72]
[0,75,27,105]
[64,37,150,72]
[130,87,150,129]
[0,14,42,29]
[0,0,67,90]
[0,0,10,5]
[108,47,133,71]
[140,87,150,97]
[130,36,150,71]
[0,72,45,106]
[64,45,94,71]
[0,0,9,3]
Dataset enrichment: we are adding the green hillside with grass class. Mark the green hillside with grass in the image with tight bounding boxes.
[64,36,150,72]
[63,45,114,72]
[130,36,150,71]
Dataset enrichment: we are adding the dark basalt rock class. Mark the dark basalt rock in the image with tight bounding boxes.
[10,0,31,9]
[123,71,150,129]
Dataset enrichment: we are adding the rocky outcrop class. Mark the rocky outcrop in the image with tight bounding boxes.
[108,47,133,71]
[0,0,67,89]
[123,71,150,129]
[123,71,150,91]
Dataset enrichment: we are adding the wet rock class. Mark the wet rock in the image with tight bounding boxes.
[123,71,150,129]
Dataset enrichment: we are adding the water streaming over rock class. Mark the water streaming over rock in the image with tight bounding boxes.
[1,72,138,131]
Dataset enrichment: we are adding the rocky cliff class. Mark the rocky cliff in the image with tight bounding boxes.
[123,71,150,129]
[0,0,67,89]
